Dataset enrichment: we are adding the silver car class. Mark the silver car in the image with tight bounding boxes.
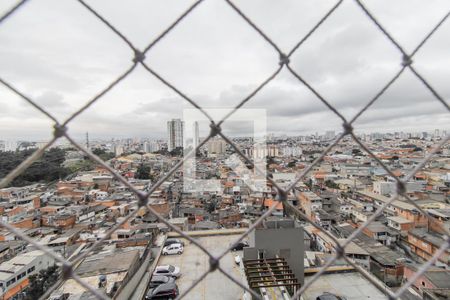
[153,265,181,278]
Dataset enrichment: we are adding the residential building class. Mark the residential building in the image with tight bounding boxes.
[407,229,450,265]
[244,218,304,285]
[0,250,55,300]
[167,118,184,151]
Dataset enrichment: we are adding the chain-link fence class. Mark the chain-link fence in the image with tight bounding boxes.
[0,0,449,299]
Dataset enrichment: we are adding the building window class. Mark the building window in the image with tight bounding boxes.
[422,281,426,286]
[27,266,35,274]
[17,272,26,280]
[258,250,264,260]
[6,278,16,286]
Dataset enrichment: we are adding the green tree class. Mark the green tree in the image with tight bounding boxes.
[25,274,44,299]
[352,148,363,156]
[66,159,95,173]
[25,265,59,300]
[206,201,216,213]
[0,148,69,187]
[169,147,183,157]
[136,164,151,179]
[92,148,115,161]
[325,180,339,189]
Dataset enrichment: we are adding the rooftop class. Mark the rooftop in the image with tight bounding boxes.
[424,271,450,289]
[428,209,450,219]
[0,250,48,281]
[387,215,413,224]
[302,272,387,300]
[358,190,416,211]
[409,228,448,249]
[336,224,404,266]
[75,249,139,277]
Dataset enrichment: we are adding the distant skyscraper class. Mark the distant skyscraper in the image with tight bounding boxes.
[434,129,440,138]
[193,121,200,150]
[144,141,160,153]
[167,119,184,151]
[114,144,124,156]
[143,141,150,153]
[325,131,335,141]
[207,138,226,157]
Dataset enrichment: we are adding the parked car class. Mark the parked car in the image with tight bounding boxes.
[145,282,179,299]
[153,265,181,278]
[231,241,249,251]
[316,293,347,300]
[164,238,185,247]
[162,243,184,255]
[149,275,175,289]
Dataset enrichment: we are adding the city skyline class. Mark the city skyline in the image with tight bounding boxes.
[0,127,449,144]
[0,127,447,153]
[0,127,448,140]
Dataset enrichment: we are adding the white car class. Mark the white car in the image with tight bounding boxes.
[153,265,181,278]
[234,255,241,265]
[162,243,184,255]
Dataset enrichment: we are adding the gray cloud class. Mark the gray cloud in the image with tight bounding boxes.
[34,91,67,108]
[0,0,449,141]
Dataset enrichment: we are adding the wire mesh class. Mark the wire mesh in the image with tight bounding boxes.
[0,0,449,299]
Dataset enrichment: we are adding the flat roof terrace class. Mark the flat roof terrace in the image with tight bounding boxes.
[156,234,247,300]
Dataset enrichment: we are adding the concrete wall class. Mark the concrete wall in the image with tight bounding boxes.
[243,247,258,260]
[248,226,304,285]
[115,235,165,300]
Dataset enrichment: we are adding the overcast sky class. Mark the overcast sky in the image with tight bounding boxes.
[0,0,449,141]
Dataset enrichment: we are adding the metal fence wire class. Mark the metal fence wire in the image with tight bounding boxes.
[0,0,449,299]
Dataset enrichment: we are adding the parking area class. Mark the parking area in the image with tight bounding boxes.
[155,234,247,300]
